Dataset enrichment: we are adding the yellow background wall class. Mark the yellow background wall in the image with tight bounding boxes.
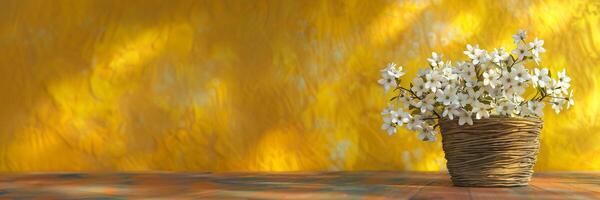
[0,0,599,172]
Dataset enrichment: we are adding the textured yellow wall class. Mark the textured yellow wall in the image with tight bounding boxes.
[0,0,599,172]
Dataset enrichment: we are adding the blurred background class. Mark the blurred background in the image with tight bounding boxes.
[0,0,598,172]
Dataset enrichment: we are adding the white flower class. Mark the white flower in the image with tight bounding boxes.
[457,92,473,107]
[527,101,545,117]
[567,90,574,109]
[377,63,403,93]
[406,116,424,131]
[419,93,437,113]
[441,63,458,81]
[411,77,427,97]
[417,68,430,77]
[508,81,527,96]
[486,86,505,100]
[457,109,473,125]
[512,43,531,60]
[496,101,516,116]
[531,68,551,88]
[512,95,525,105]
[472,101,491,119]
[424,70,443,92]
[547,80,563,96]
[500,70,517,88]
[511,64,530,82]
[427,52,443,67]
[460,66,478,87]
[381,117,396,135]
[464,44,479,59]
[551,97,565,114]
[557,69,571,94]
[512,29,527,44]
[381,104,394,116]
[518,103,530,116]
[491,48,510,65]
[398,94,411,105]
[455,61,469,74]
[483,69,501,88]
[466,88,483,103]
[390,109,410,126]
[417,124,436,142]
[384,62,405,78]
[443,105,460,120]
[377,72,396,93]
[436,86,458,106]
[472,49,490,65]
[532,53,542,65]
[529,37,546,56]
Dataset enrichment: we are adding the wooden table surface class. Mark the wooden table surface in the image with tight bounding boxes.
[0,172,599,199]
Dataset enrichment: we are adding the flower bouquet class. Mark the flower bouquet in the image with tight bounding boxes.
[378,30,574,187]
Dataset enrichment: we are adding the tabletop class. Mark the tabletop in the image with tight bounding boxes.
[1,171,599,199]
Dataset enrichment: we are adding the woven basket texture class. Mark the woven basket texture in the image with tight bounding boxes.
[439,116,543,187]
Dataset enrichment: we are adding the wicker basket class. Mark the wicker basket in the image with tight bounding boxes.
[439,116,543,187]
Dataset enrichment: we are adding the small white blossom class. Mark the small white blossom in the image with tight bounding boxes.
[467,88,483,103]
[527,101,545,117]
[454,61,469,74]
[531,68,551,88]
[496,101,516,116]
[512,29,527,44]
[381,104,394,116]
[509,81,527,96]
[500,70,517,89]
[511,64,530,82]
[411,77,427,97]
[491,48,510,65]
[427,52,443,67]
[390,109,410,126]
[419,93,436,113]
[472,49,490,65]
[460,65,478,87]
[483,69,501,88]
[384,63,405,78]
[512,43,531,60]
[529,37,546,56]
[443,104,460,120]
[417,124,436,142]
[457,92,473,107]
[406,116,424,131]
[436,86,459,106]
[377,63,403,93]
[557,69,571,94]
[464,44,479,59]
[472,101,491,119]
[551,97,565,114]
[566,90,574,109]
[457,110,473,126]
[424,70,443,92]
[417,68,430,77]
[441,63,458,81]
[378,72,396,93]
[547,80,563,96]
[381,117,396,135]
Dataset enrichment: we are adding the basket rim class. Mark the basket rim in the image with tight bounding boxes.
[438,115,543,125]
